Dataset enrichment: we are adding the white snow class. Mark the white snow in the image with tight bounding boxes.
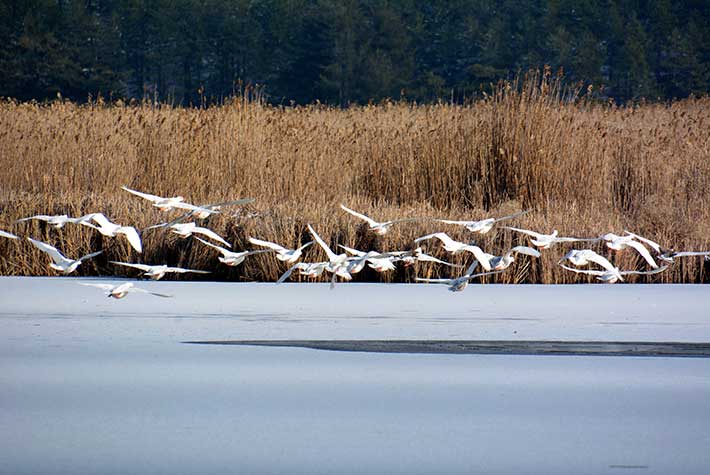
[2,277,710,475]
[1,276,709,342]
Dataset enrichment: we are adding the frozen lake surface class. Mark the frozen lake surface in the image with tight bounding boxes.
[1,277,710,474]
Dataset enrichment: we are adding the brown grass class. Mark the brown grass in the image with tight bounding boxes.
[1,72,709,283]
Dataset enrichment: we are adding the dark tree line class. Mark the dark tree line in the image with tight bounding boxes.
[1,0,708,104]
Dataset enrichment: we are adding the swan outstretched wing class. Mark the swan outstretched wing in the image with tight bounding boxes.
[624,230,663,253]
[165,266,210,274]
[192,227,231,247]
[383,217,425,226]
[129,287,174,298]
[80,282,115,291]
[78,250,103,263]
[340,205,378,227]
[620,266,668,276]
[504,226,543,239]
[28,238,71,266]
[295,241,314,252]
[110,261,154,272]
[494,210,530,223]
[338,244,366,256]
[466,269,506,280]
[277,262,306,283]
[569,249,616,272]
[624,240,659,269]
[415,277,453,284]
[307,224,340,263]
[554,236,600,243]
[87,212,113,228]
[17,214,62,223]
[509,246,541,258]
[463,245,492,271]
[195,236,232,256]
[121,186,165,203]
[462,260,479,276]
[415,232,459,249]
[436,218,472,226]
[118,227,143,253]
[415,253,463,268]
[560,264,606,276]
[671,251,710,258]
[248,237,288,254]
[0,229,17,239]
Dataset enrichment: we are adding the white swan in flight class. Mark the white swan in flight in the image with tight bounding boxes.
[80,282,172,299]
[28,238,102,274]
[248,237,314,263]
[559,263,667,283]
[110,261,210,280]
[416,261,505,292]
[80,213,142,253]
[121,186,185,211]
[504,226,598,249]
[168,222,231,247]
[559,249,616,270]
[600,232,659,269]
[306,224,355,287]
[413,232,492,270]
[0,229,18,239]
[436,210,528,234]
[17,214,92,229]
[340,204,424,235]
[195,237,272,266]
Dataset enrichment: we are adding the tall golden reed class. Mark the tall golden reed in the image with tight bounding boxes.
[1,72,708,283]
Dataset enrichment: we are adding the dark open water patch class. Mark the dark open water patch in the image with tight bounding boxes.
[183,340,710,357]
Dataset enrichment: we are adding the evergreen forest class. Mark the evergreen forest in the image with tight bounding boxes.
[1,0,709,104]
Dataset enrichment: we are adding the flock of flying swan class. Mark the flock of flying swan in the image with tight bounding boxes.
[1,185,709,297]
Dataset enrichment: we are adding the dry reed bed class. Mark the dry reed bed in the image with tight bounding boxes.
[1,79,709,283]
